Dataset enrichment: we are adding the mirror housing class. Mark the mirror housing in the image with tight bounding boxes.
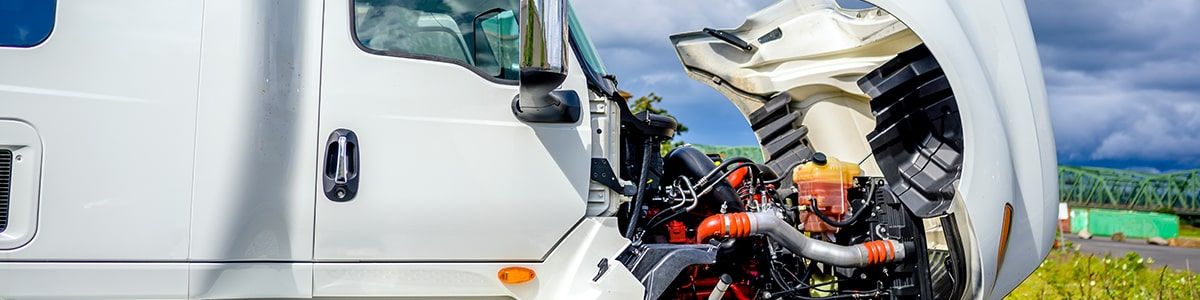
[513,0,579,123]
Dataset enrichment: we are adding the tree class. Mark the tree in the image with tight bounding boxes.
[629,93,688,155]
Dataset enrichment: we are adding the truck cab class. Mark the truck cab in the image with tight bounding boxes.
[0,0,1055,299]
[1,0,636,298]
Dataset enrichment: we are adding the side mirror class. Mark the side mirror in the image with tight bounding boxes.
[513,0,580,123]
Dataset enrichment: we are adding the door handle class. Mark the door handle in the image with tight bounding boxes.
[333,135,351,184]
[323,129,359,201]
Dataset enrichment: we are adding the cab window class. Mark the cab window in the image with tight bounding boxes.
[0,0,56,47]
[353,0,520,81]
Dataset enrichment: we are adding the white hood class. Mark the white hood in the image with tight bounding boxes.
[672,0,1057,298]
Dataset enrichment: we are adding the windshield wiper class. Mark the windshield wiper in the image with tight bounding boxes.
[702,28,754,51]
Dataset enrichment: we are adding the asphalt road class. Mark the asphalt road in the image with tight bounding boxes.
[1065,236,1200,271]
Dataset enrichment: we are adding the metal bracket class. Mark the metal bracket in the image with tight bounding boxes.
[591,158,636,196]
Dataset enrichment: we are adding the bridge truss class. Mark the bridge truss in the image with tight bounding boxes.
[1059,166,1200,215]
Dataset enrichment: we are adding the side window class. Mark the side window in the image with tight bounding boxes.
[0,0,56,47]
[353,0,520,81]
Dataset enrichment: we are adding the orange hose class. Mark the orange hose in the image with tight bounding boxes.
[861,240,899,265]
[695,213,753,243]
[726,167,749,189]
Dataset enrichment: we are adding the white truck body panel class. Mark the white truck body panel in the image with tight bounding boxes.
[0,0,201,260]
[188,0,322,262]
[313,0,589,261]
[867,1,1057,297]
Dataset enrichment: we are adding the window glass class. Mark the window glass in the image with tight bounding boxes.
[0,0,56,47]
[567,6,607,77]
[353,0,520,81]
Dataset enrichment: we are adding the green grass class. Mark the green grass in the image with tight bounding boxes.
[689,144,764,163]
[1008,244,1199,299]
[1179,224,1200,238]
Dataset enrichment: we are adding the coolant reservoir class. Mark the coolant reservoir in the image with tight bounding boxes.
[794,153,861,233]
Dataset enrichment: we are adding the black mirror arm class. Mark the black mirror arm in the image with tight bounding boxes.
[512,84,581,124]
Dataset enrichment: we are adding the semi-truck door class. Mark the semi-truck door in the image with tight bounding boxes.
[314,0,589,261]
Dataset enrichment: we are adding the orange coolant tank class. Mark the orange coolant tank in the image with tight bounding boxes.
[793,153,861,233]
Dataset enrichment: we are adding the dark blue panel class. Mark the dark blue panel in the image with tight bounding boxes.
[0,0,56,47]
[836,0,875,9]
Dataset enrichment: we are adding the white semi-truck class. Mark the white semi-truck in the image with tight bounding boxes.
[0,0,1056,299]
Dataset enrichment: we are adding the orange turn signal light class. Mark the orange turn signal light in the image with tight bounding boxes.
[498,266,536,284]
[997,203,1014,270]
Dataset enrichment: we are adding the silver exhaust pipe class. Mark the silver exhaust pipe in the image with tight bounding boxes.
[696,211,907,267]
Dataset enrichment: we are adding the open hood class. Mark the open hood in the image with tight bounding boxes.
[671,0,1058,298]
[670,1,920,182]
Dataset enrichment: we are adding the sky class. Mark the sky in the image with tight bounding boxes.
[573,0,1200,172]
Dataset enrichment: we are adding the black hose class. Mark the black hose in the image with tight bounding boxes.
[807,181,876,228]
[764,160,808,185]
[766,279,885,300]
[765,280,843,299]
[643,178,699,231]
[768,262,793,294]
[696,162,761,197]
[694,157,755,186]
[644,207,688,231]
[623,140,658,238]
[769,292,878,300]
[643,158,762,233]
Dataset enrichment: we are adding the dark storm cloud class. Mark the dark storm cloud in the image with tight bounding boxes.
[1028,0,1200,169]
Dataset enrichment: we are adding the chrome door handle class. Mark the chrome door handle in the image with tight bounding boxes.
[334,136,350,184]
[323,129,359,201]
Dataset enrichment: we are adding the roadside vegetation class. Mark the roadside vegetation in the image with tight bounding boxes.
[691,144,763,163]
[1178,223,1200,238]
[1008,243,1200,299]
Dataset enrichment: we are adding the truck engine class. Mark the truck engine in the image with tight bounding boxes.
[609,43,967,300]
[616,146,945,300]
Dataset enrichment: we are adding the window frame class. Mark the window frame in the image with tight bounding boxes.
[347,0,519,85]
[0,0,57,48]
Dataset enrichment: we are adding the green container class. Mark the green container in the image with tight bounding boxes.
[1069,208,1179,239]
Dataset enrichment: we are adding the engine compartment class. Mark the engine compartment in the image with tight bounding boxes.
[614,142,963,299]
[609,35,969,298]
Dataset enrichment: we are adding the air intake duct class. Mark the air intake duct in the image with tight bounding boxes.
[696,211,909,267]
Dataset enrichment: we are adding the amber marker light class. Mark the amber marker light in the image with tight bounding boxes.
[996,203,1014,272]
[498,266,536,284]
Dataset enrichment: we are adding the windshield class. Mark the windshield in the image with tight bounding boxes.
[568,5,612,93]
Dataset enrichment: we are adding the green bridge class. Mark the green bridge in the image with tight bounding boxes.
[1059,166,1200,216]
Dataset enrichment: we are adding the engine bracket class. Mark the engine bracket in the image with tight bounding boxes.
[591,158,637,196]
